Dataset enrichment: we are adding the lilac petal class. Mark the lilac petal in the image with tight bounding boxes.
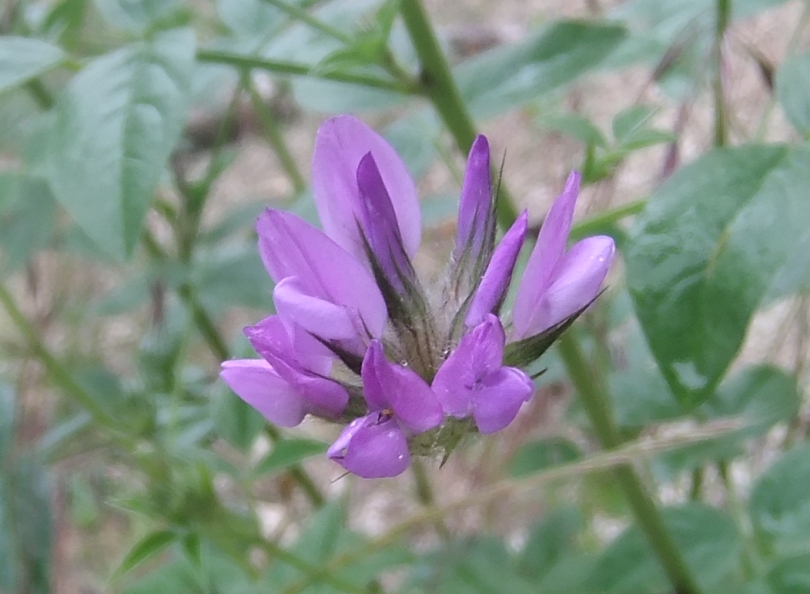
[465,211,528,327]
[520,235,615,337]
[312,115,421,262]
[356,152,415,290]
[513,171,580,337]
[455,135,491,260]
[274,277,361,341]
[361,340,444,433]
[328,413,411,478]
[243,316,349,419]
[471,367,534,433]
[433,315,506,417]
[220,359,307,427]
[256,209,387,339]
[244,315,331,376]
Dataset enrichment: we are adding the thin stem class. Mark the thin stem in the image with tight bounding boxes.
[244,76,307,194]
[197,49,418,94]
[557,333,705,594]
[713,0,731,147]
[398,0,519,229]
[718,461,761,580]
[0,283,114,427]
[261,0,353,44]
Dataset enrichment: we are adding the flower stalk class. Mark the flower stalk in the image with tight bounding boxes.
[397,1,705,592]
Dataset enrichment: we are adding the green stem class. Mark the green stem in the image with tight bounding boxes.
[713,0,730,147]
[718,461,761,580]
[411,459,450,539]
[0,283,114,427]
[398,0,519,229]
[197,49,417,94]
[244,77,307,194]
[557,334,705,594]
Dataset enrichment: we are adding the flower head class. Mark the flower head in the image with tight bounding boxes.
[221,115,615,478]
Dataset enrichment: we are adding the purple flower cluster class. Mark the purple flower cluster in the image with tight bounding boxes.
[221,116,615,478]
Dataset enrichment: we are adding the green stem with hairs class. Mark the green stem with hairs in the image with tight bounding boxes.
[557,334,704,594]
[398,0,519,229]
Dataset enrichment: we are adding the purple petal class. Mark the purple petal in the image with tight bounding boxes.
[471,367,534,433]
[455,135,492,260]
[513,171,580,338]
[312,115,421,263]
[433,315,506,417]
[274,277,362,341]
[361,340,444,433]
[465,211,528,327]
[256,209,387,339]
[519,235,615,336]
[220,359,307,427]
[356,152,415,291]
[244,315,331,376]
[327,413,411,478]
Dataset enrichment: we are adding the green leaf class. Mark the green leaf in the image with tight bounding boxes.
[767,555,810,594]
[587,504,741,593]
[655,365,800,476]
[0,174,57,273]
[46,28,195,259]
[0,383,15,463]
[612,105,657,142]
[114,530,178,579]
[625,144,810,406]
[517,507,584,582]
[540,113,608,148]
[191,246,274,311]
[749,443,810,555]
[0,37,66,95]
[254,439,328,476]
[456,21,627,119]
[509,437,582,478]
[94,0,182,32]
[210,384,265,452]
[776,51,810,137]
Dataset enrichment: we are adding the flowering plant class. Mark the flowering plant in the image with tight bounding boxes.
[221,115,614,478]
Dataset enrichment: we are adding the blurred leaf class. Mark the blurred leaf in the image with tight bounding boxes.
[655,365,800,476]
[626,144,810,407]
[541,113,608,148]
[198,200,266,245]
[0,481,16,591]
[517,506,584,582]
[456,21,627,119]
[94,0,182,32]
[776,51,810,138]
[254,439,328,476]
[587,504,741,593]
[47,28,195,259]
[421,193,460,228]
[0,37,66,95]
[612,105,657,142]
[192,246,274,311]
[383,111,439,181]
[292,77,405,113]
[509,437,582,478]
[0,174,56,273]
[4,458,53,594]
[409,537,535,594]
[749,442,810,555]
[114,529,178,579]
[767,555,810,594]
[0,383,14,463]
[217,0,285,39]
[210,384,265,452]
